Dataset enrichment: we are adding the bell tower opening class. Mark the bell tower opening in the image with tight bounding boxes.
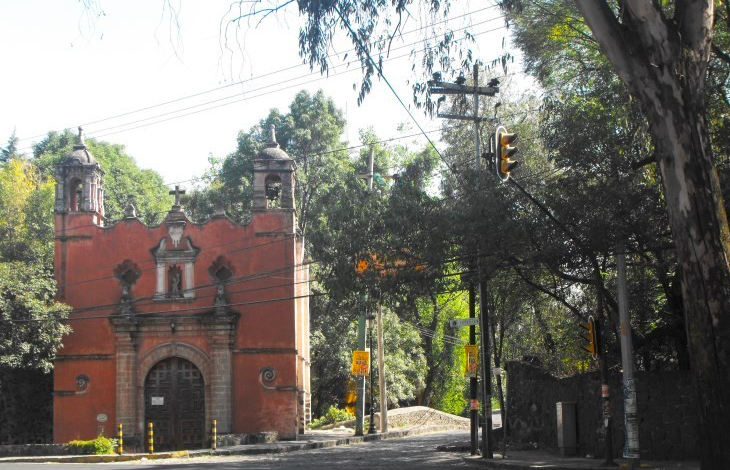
[265,174,282,208]
[69,178,82,211]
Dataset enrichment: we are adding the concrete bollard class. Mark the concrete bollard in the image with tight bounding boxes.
[117,423,123,455]
[148,422,154,454]
[212,419,217,451]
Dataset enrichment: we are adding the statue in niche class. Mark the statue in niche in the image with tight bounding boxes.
[113,259,141,315]
[208,256,234,313]
[168,265,183,298]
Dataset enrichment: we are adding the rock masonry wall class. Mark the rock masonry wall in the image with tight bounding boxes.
[505,360,698,460]
[0,368,53,445]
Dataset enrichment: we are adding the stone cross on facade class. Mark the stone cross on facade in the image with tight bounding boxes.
[169,185,186,208]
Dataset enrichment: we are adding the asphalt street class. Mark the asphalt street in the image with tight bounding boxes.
[0,431,471,470]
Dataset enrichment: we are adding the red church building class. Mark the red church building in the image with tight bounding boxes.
[52,127,311,450]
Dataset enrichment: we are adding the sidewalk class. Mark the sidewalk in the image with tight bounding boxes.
[462,450,700,470]
[0,425,455,464]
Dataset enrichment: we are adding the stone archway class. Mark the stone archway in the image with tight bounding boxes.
[135,342,212,446]
[144,356,205,450]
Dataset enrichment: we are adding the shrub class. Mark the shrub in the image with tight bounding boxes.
[68,436,118,455]
[310,406,355,429]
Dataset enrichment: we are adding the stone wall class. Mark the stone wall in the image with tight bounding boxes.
[505,361,698,460]
[0,368,53,445]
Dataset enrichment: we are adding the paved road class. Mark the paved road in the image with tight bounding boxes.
[0,431,470,470]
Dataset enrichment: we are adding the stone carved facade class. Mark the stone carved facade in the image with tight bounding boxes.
[53,128,310,450]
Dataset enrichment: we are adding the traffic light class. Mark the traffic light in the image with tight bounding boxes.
[579,315,600,360]
[495,125,518,182]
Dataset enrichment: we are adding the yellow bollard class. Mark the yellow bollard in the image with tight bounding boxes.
[148,422,154,454]
[212,419,217,451]
[117,423,123,455]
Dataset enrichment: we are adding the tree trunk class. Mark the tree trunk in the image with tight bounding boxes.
[576,1,730,466]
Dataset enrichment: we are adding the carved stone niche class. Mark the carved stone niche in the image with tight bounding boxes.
[208,256,234,314]
[151,233,200,301]
[113,259,141,315]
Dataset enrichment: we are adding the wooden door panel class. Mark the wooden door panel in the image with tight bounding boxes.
[144,357,205,450]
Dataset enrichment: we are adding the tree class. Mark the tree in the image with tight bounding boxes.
[496,1,730,464]
[0,131,21,163]
[0,158,70,371]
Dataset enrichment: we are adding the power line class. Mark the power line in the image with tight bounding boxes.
[15,7,505,147]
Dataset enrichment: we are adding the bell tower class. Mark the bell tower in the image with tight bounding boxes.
[252,125,295,211]
[55,127,105,223]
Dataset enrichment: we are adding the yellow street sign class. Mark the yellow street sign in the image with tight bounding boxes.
[464,345,478,378]
[352,350,370,376]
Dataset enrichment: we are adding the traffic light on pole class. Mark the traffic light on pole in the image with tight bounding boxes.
[579,315,599,360]
[495,125,518,182]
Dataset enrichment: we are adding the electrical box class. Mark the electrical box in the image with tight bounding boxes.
[556,401,577,456]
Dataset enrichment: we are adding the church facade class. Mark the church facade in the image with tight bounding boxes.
[52,128,310,450]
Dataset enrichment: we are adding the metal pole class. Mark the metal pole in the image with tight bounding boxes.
[478,279,493,458]
[212,419,217,450]
[474,64,481,171]
[618,247,640,468]
[367,146,374,191]
[117,423,123,455]
[469,283,478,455]
[355,310,367,436]
[377,301,388,433]
[599,321,615,466]
[368,316,377,434]
[148,422,154,454]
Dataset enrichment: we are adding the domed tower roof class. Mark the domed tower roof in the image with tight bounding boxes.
[257,124,291,160]
[63,127,97,165]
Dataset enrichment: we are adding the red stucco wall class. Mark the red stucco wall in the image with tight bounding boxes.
[53,208,307,445]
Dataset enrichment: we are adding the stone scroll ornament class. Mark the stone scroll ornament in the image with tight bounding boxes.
[113,259,141,314]
[260,367,277,390]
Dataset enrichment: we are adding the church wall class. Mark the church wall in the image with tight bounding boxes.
[54,209,304,445]
[53,358,116,443]
[232,352,298,438]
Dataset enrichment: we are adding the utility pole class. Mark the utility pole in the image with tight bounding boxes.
[355,309,367,436]
[354,148,374,437]
[479,280,493,458]
[599,317,614,466]
[376,301,388,432]
[429,64,499,459]
[368,313,377,434]
[469,283,479,455]
[618,246,640,468]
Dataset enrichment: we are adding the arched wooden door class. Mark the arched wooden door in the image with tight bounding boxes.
[144,357,205,450]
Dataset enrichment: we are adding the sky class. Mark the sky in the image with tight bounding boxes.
[0,0,517,186]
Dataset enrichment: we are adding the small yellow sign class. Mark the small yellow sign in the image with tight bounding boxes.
[352,350,370,376]
[464,345,478,378]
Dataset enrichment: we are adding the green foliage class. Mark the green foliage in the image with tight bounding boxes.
[0,131,21,162]
[67,436,118,455]
[0,159,55,264]
[0,261,71,372]
[309,406,354,429]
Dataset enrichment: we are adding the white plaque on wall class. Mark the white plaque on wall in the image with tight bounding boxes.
[151,396,164,406]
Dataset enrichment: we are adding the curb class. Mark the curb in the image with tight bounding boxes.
[462,455,698,470]
[0,450,189,464]
[0,425,455,464]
